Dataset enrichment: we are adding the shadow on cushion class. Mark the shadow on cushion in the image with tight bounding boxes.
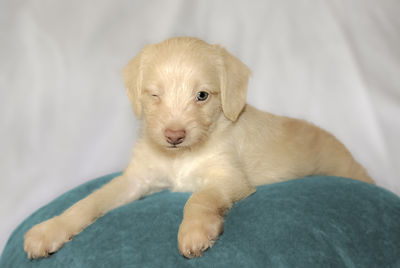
[1,173,400,267]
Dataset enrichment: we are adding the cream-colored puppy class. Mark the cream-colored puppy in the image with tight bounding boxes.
[24,37,374,259]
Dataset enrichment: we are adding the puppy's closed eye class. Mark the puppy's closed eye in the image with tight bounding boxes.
[144,87,161,102]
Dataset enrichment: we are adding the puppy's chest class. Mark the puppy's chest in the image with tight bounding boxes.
[164,155,205,192]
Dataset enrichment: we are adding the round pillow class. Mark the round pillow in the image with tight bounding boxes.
[1,173,400,267]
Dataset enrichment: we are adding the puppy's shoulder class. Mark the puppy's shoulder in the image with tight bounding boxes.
[232,105,282,137]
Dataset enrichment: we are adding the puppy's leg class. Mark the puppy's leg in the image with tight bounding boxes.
[178,168,255,258]
[277,118,375,184]
[309,124,375,184]
[24,171,152,259]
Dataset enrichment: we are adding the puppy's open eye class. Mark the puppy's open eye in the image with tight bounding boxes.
[196,91,209,102]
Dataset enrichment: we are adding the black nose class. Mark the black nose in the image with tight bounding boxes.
[164,129,186,145]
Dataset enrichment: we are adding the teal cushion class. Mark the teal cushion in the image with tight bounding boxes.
[1,173,400,267]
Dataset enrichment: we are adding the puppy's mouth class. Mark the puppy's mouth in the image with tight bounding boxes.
[166,145,181,150]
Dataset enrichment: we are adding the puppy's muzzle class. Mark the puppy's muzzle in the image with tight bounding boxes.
[164,128,186,145]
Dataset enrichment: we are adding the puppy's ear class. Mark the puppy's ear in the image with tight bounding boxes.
[218,46,251,121]
[122,51,144,118]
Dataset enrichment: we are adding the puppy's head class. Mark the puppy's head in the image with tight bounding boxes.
[123,37,250,150]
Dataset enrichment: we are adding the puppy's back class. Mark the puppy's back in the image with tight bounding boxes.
[231,105,373,185]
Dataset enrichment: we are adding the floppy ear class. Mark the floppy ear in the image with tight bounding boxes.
[218,46,251,121]
[122,51,144,118]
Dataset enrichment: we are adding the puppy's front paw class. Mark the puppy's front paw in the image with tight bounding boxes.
[24,217,71,259]
[177,213,223,258]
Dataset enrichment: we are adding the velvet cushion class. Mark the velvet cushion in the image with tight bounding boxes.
[1,173,400,267]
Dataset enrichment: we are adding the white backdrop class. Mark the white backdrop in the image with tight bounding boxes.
[1,0,399,254]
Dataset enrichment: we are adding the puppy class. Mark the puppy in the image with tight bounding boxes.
[24,37,374,259]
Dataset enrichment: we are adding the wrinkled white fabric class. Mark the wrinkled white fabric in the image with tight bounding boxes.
[1,0,399,253]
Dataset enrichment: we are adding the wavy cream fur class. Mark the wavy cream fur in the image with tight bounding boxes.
[24,37,374,259]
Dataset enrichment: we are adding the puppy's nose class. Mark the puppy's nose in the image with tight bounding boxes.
[164,129,186,145]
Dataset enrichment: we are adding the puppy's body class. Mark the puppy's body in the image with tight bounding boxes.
[132,104,371,192]
[24,37,373,259]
